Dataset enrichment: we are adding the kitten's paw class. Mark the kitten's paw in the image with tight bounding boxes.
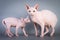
[40,35,44,38]
[50,34,53,37]
[35,34,38,37]
[8,34,12,38]
[25,34,28,37]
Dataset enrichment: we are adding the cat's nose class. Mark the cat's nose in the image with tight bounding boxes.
[30,13,34,15]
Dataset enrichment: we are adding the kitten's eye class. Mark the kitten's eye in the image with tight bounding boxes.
[33,10,35,12]
[29,10,31,12]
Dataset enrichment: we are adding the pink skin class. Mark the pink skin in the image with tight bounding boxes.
[25,4,58,37]
[2,17,30,37]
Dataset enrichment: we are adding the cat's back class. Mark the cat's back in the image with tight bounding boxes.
[38,10,57,18]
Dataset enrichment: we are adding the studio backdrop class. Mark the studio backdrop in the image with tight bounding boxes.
[0,0,60,35]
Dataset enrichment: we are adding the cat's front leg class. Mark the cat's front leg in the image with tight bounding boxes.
[40,23,44,37]
[34,22,38,37]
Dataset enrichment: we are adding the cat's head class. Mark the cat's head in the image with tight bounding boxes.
[25,4,39,15]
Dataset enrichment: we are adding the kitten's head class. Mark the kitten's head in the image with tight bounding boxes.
[25,4,39,15]
[24,16,30,23]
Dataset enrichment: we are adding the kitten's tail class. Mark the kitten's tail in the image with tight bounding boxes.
[2,20,6,28]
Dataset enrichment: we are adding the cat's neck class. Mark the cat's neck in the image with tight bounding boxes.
[30,13,37,18]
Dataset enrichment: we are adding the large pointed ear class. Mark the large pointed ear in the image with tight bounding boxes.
[25,4,30,10]
[34,4,39,10]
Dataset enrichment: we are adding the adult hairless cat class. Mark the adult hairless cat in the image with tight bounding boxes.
[25,4,57,37]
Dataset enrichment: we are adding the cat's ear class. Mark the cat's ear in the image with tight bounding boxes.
[25,4,30,10]
[34,4,39,10]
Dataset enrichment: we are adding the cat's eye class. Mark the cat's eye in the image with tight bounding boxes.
[29,10,31,12]
[33,10,35,12]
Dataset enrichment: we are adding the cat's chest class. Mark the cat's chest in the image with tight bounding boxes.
[31,16,39,23]
[30,14,43,23]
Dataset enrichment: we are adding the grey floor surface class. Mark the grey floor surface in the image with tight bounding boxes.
[0,33,60,40]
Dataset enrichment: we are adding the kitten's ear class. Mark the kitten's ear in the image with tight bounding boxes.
[34,4,39,10]
[25,4,30,10]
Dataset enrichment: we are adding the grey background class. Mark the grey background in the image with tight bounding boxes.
[0,0,60,39]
